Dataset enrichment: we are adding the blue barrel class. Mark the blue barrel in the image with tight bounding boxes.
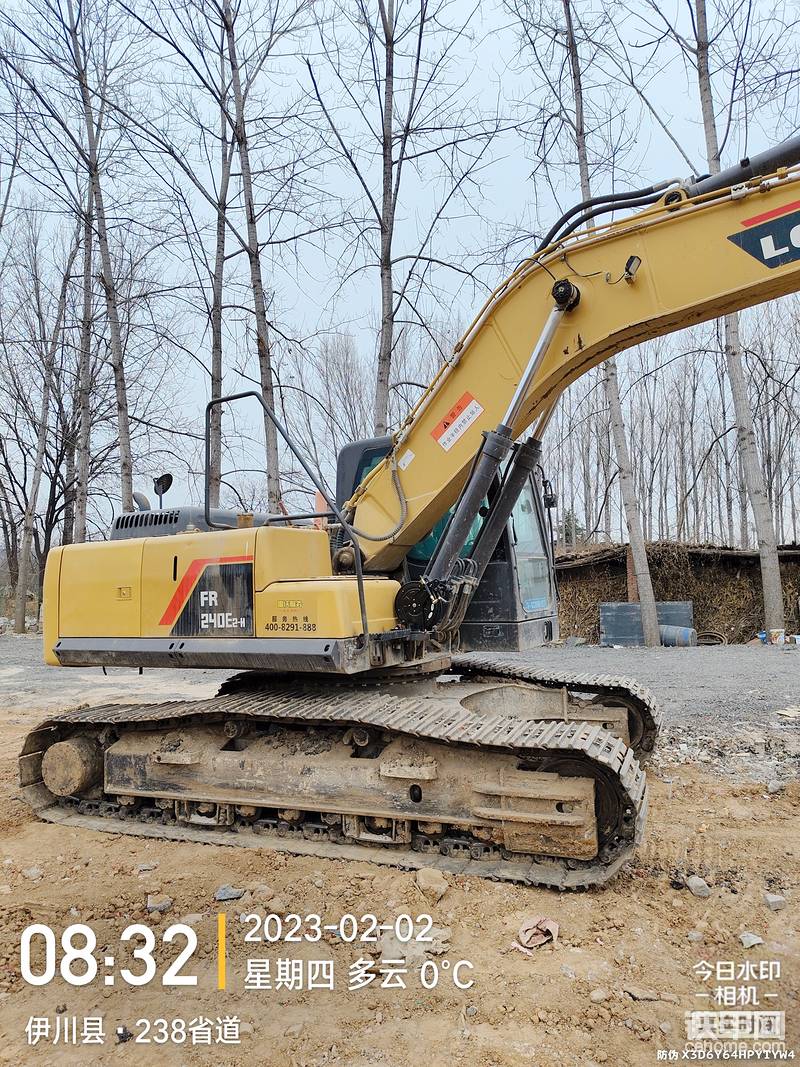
[659,624,697,646]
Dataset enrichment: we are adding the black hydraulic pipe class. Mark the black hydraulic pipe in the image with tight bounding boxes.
[536,181,671,252]
[424,426,514,583]
[546,191,665,248]
[467,437,542,581]
[685,133,800,198]
[539,135,800,253]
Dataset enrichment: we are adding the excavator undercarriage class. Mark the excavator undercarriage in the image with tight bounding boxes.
[20,657,657,889]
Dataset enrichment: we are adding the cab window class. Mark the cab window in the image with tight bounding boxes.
[511,481,553,614]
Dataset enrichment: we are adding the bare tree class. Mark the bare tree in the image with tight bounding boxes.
[208,45,232,510]
[308,0,503,436]
[9,219,79,628]
[114,0,323,512]
[693,0,784,628]
[607,0,798,627]
[0,234,122,606]
[221,0,288,510]
[64,0,134,511]
[508,0,661,643]
[0,0,143,511]
[121,3,236,509]
[73,188,94,541]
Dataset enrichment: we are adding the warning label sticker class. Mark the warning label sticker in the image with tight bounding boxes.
[431,392,484,452]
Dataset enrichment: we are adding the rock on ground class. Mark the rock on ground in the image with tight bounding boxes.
[686,875,711,898]
[739,931,765,949]
[415,867,449,903]
[214,885,246,902]
[146,894,173,914]
[763,892,786,911]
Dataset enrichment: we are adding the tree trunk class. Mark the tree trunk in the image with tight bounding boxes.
[61,373,78,547]
[14,238,79,632]
[725,314,785,624]
[208,42,232,509]
[223,0,281,512]
[562,0,659,642]
[599,421,613,541]
[604,360,661,645]
[373,0,396,436]
[0,474,18,592]
[74,189,94,542]
[694,0,784,627]
[738,451,749,547]
[65,0,134,512]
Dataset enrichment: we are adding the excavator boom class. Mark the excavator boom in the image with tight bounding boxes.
[349,149,800,571]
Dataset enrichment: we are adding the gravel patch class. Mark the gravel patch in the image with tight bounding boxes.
[2,634,798,746]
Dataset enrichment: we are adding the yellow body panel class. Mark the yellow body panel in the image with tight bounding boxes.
[137,526,332,636]
[140,528,255,636]
[256,578,399,638]
[59,540,144,638]
[349,174,800,570]
[42,547,62,665]
[48,525,398,644]
[252,526,333,588]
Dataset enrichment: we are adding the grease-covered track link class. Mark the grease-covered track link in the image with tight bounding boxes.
[451,652,661,758]
[19,682,647,890]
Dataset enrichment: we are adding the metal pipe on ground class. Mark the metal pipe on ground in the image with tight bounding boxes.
[659,624,697,647]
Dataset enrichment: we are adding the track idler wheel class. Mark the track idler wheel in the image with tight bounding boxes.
[41,735,103,797]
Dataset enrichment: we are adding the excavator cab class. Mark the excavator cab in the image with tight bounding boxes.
[335,437,558,651]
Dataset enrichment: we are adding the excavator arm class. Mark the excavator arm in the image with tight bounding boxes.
[348,137,800,575]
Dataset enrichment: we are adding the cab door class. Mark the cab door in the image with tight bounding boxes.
[509,477,556,617]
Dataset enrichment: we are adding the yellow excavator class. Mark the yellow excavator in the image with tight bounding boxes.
[20,136,800,888]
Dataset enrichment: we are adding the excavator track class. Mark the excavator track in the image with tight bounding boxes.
[220,655,660,760]
[19,659,654,890]
[450,653,662,758]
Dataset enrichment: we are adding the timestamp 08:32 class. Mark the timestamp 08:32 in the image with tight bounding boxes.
[20,922,198,987]
[18,913,445,988]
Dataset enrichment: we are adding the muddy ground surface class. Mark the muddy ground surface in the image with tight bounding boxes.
[0,636,797,1066]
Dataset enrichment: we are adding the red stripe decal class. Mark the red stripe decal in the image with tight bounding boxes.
[741,198,800,227]
[159,555,253,627]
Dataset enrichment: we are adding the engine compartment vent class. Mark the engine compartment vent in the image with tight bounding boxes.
[113,510,181,533]
[109,505,270,541]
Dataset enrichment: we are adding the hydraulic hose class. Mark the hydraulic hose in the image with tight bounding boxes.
[536,180,674,252]
[345,456,409,542]
[548,190,667,247]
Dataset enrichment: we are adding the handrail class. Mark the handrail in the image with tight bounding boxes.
[204,391,370,644]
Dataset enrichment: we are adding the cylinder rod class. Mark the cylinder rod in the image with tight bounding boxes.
[501,304,567,430]
[468,437,542,579]
[501,279,579,430]
[424,428,513,582]
[685,133,800,198]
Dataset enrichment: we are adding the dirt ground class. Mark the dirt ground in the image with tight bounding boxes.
[0,636,797,1066]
